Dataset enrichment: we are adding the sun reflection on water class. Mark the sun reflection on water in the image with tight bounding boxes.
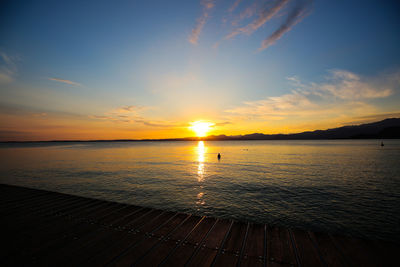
[196,141,206,182]
[196,141,207,207]
[196,191,205,206]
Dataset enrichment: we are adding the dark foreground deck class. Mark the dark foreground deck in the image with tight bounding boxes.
[0,184,398,266]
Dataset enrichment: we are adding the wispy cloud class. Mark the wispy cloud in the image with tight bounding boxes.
[189,0,216,45]
[90,112,183,128]
[0,102,86,119]
[259,0,312,51]
[314,70,394,100]
[191,0,313,51]
[0,51,18,84]
[89,105,147,123]
[115,105,145,114]
[48,77,82,87]
[231,1,259,26]
[0,71,14,84]
[226,0,290,40]
[90,105,173,127]
[226,90,316,119]
[228,0,243,13]
[133,119,181,128]
[203,0,215,9]
[226,70,399,123]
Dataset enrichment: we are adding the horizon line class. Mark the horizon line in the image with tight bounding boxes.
[1,117,398,143]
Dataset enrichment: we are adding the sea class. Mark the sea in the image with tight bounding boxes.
[1,140,399,243]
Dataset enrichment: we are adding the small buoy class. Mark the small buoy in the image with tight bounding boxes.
[381,141,384,147]
[217,153,221,160]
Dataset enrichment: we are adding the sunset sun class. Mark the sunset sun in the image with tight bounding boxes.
[189,121,214,137]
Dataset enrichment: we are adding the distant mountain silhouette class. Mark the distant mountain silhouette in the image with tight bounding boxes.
[190,118,400,141]
[2,118,400,143]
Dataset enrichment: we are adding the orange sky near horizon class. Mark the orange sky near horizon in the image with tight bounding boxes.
[1,110,400,141]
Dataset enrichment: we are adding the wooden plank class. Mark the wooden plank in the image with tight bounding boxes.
[309,231,348,266]
[203,219,233,250]
[119,215,203,266]
[12,201,118,249]
[0,191,71,216]
[290,229,325,266]
[1,188,88,211]
[37,206,153,262]
[1,194,98,234]
[161,217,217,266]
[368,239,399,267]
[96,204,139,225]
[223,222,249,254]
[2,197,82,240]
[330,234,382,267]
[0,184,47,199]
[239,223,265,267]
[0,189,51,207]
[0,197,103,260]
[6,201,121,265]
[3,217,86,266]
[90,213,190,266]
[123,208,162,230]
[212,221,248,266]
[79,210,177,266]
[55,209,167,266]
[188,219,232,266]
[1,194,79,229]
[266,226,297,266]
[108,206,148,228]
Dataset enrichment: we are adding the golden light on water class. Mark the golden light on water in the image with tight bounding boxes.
[189,121,214,137]
[196,141,206,205]
[197,141,205,162]
[197,141,206,182]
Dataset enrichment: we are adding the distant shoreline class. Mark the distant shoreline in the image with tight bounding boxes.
[1,137,400,144]
[1,118,399,143]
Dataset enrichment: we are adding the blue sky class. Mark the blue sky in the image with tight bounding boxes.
[0,0,399,140]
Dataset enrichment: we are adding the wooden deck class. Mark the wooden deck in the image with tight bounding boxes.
[0,184,398,266]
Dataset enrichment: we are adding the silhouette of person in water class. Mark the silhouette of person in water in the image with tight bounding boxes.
[217,153,221,160]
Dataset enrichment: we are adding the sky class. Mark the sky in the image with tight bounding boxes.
[0,0,400,141]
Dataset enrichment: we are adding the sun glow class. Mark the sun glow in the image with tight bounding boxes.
[189,121,214,137]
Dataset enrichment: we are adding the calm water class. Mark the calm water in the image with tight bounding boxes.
[1,140,399,242]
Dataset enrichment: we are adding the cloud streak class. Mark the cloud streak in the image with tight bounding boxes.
[48,77,82,87]
[314,70,393,100]
[189,0,215,44]
[116,105,144,114]
[196,0,314,51]
[90,105,180,127]
[226,0,290,40]
[228,0,243,13]
[260,0,312,51]
[0,51,18,84]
